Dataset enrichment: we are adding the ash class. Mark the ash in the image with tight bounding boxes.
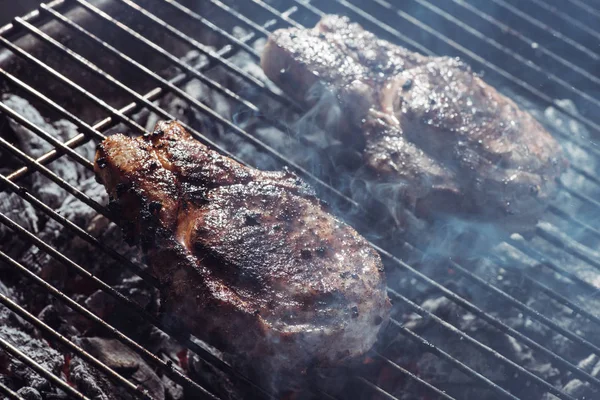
[1,21,600,400]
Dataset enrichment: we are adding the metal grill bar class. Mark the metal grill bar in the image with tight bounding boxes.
[524,0,600,41]
[0,381,25,400]
[0,8,300,400]
[247,0,600,251]
[564,0,600,16]
[322,0,600,133]
[388,318,521,400]
[0,68,104,181]
[0,7,584,400]
[409,0,600,105]
[548,205,600,242]
[0,37,146,135]
[69,0,357,210]
[0,100,94,171]
[507,236,600,296]
[25,7,596,368]
[14,16,244,165]
[0,250,219,399]
[135,0,301,112]
[75,0,295,145]
[0,135,111,217]
[374,353,457,400]
[191,0,269,44]
[373,243,576,398]
[2,0,277,181]
[354,378,398,400]
[537,225,600,269]
[453,0,600,86]
[489,0,600,60]
[0,173,159,287]
[0,1,599,399]
[0,293,152,399]
[0,334,89,400]
[383,251,595,398]
[0,207,275,398]
[239,0,600,387]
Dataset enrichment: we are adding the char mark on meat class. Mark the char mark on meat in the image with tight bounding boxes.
[261,15,568,232]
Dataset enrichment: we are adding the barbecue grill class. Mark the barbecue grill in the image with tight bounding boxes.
[1,0,600,399]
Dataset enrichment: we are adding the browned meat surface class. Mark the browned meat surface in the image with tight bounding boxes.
[94,121,390,387]
[262,15,568,231]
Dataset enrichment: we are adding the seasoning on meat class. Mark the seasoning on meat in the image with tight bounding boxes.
[261,15,568,232]
[94,120,391,387]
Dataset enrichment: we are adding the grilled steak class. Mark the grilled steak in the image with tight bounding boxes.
[262,15,568,231]
[94,121,390,387]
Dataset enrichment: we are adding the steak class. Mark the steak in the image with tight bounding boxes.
[94,121,390,388]
[261,15,568,232]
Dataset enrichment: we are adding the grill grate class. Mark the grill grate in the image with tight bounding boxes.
[0,1,599,399]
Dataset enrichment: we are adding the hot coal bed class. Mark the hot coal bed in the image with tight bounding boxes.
[1,1,600,400]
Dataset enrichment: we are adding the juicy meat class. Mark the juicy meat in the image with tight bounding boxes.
[261,15,568,231]
[94,121,390,384]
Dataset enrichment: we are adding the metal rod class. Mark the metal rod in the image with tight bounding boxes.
[490,0,600,60]
[0,250,219,399]
[0,335,89,400]
[507,236,600,296]
[375,353,457,400]
[537,224,600,273]
[158,0,302,112]
[250,0,600,173]
[356,377,402,400]
[563,0,600,16]
[7,0,278,181]
[0,100,94,171]
[388,298,573,400]
[1,1,600,398]
[0,381,25,400]
[397,242,600,388]
[300,0,600,135]
[0,36,146,134]
[409,0,600,109]
[453,0,600,84]
[63,0,358,210]
[14,15,243,165]
[112,0,303,129]
[0,136,111,218]
[0,209,273,398]
[388,319,521,400]
[0,293,152,399]
[233,0,600,382]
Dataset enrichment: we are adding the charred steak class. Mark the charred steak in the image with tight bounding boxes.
[261,15,568,231]
[94,121,390,384]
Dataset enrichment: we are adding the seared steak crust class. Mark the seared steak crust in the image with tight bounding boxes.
[262,15,567,231]
[94,121,390,383]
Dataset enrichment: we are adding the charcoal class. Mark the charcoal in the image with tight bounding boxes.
[162,374,184,400]
[542,379,598,400]
[2,94,94,210]
[69,355,128,400]
[542,100,599,196]
[16,387,42,400]
[0,192,39,258]
[79,337,165,400]
[0,326,63,391]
